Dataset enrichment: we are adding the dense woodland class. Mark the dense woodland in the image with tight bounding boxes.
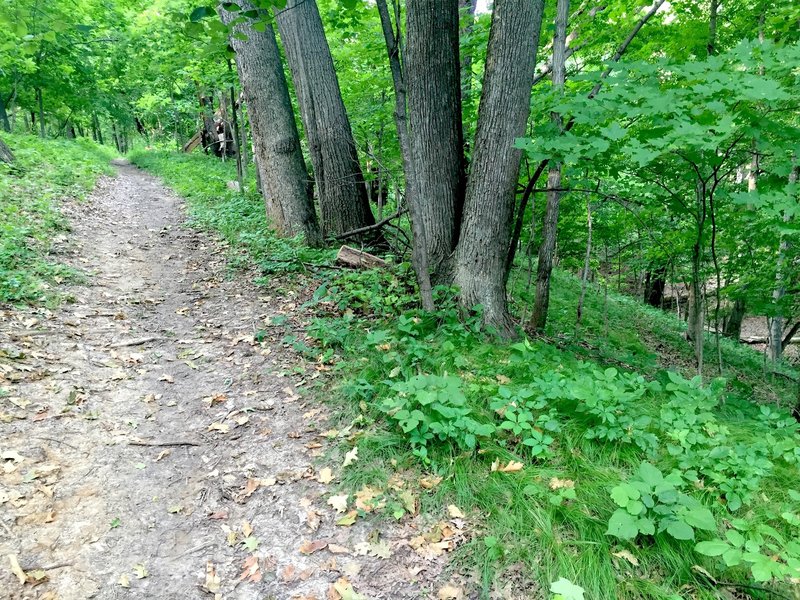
[2,0,800,597]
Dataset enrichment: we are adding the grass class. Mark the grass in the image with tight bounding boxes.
[0,133,115,304]
[132,149,800,600]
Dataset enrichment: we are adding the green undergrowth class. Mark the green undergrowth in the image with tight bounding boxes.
[128,149,335,274]
[0,133,115,304]
[133,150,800,599]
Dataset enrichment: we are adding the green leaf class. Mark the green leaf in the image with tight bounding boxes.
[723,548,743,566]
[683,508,716,531]
[695,540,729,556]
[607,509,639,540]
[638,462,664,487]
[750,558,775,582]
[666,520,694,541]
[190,6,215,22]
[610,483,639,508]
[550,578,585,600]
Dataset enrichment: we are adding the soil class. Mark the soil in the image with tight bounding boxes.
[0,162,470,600]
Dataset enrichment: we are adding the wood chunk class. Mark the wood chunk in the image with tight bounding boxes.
[335,245,388,269]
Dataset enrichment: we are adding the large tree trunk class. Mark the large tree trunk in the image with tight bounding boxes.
[644,264,667,307]
[0,137,15,164]
[723,297,746,340]
[406,0,466,283]
[274,0,375,239]
[36,87,45,138]
[219,2,323,247]
[375,0,435,311]
[0,93,10,132]
[530,0,570,332]
[453,0,546,337]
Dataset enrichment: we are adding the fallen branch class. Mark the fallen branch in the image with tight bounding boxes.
[109,336,162,348]
[336,245,389,269]
[334,208,408,240]
[128,440,201,447]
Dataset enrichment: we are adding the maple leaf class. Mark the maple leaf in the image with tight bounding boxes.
[118,574,130,588]
[336,510,358,526]
[328,494,348,513]
[202,562,221,593]
[242,536,260,551]
[419,475,442,489]
[132,564,148,579]
[331,577,366,600]
[238,555,261,583]
[317,467,334,484]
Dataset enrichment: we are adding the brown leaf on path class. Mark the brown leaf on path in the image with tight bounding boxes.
[241,521,253,537]
[328,494,348,513]
[419,475,442,489]
[208,511,228,520]
[317,467,334,484]
[336,510,357,526]
[7,554,26,584]
[354,486,383,512]
[306,509,322,531]
[239,555,261,582]
[279,564,296,582]
[118,574,130,588]
[438,584,464,599]
[299,539,329,555]
[328,544,350,554]
[242,478,260,498]
[155,449,171,462]
[202,562,221,593]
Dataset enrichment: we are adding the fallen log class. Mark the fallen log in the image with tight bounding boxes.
[336,245,388,269]
[182,130,202,153]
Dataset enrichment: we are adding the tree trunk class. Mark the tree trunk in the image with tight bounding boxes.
[406,0,466,283]
[454,0,546,337]
[0,93,10,132]
[530,0,570,332]
[375,0,435,311]
[219,2,323,247]
[688,181,707,375]
[769,163,797,361]
[36,87,45,138]
[644,265,667,307]
[723,297,746,340]
[0,137,15,164]
[229,79,244,193]
[274,0,375,239]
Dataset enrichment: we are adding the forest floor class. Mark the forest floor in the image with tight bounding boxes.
[0,162,460,600]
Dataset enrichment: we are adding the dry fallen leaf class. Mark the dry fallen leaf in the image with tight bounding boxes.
[342,446,358,468]
[202,562,221,593]
[7,554,26,585]
[331,577,366,600]
[317,467,334,484]
[299,539,329,555]
[133,564,148,579]
[419,475,443,489]
[241,521,253,537]
[306,509,322,531]
[549,477,575,490]
[118,574,130,588]
[336,510,358,526]
[328,494,348,513]
[238,555,262,583]
[155,449,171,462]
[491,460,524,473]
[438,584,464,600]
[207,422,230,434]
[496,374,511,384]
[612,549,640,566]
[447,505,465,519]
[328,544,350,554]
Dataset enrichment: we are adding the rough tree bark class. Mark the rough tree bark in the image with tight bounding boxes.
[36,87,45,138]
[274,0,375,239]
[530,0,570,331]
[406,0,466,283]
[454,0,546,337]
[375,0,435,311]
[0,93,10,132]
[0,137,15,164]
[219,2,323,247]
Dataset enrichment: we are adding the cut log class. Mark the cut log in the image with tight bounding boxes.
[182,130,202,153]
[0,137,15,164]
[336,245,388,269]
[740,336,798,345]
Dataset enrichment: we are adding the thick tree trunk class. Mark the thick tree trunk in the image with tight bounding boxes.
[723,297,746,339]
[406,0,466,283]
[0,93,10,132]
[375,0,435,311]
[36,88,45,138]
[644,265,667,307]
[530,0,570,332]
[220,2,322,247]
[454,0,545,337]
[274,0,375,239]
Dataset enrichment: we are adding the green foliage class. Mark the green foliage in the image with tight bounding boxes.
[0,134,113,303]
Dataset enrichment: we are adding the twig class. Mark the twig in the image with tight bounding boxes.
[333,208,408,240]
[109,336,163,348]
[128,440,201,447]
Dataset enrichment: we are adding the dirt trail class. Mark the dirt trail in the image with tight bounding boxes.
[0,163,456,599]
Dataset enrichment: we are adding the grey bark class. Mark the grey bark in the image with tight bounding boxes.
[531,0,570,331]
[454,0,546,337]
[406,0,466,283]
[0,137,15,164]
[0,93,10,132]
[375,0,435,311]
[769,163,797,361]
[220,2,322,247]
[274,0,375,239]
[36,87,45,138]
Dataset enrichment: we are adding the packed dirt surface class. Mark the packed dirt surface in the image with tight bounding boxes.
[0,163,468,599]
